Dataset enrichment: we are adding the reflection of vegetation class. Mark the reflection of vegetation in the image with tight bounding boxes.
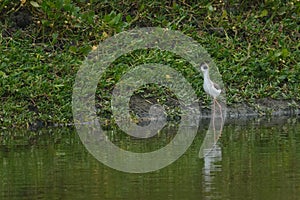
[0,1,299,128]
[218,118,300,198]
[1,118,299,199]
[0,127,79,147]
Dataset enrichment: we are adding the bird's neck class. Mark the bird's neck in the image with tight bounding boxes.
[203,70,210,81]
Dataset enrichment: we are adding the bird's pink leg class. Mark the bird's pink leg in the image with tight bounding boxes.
[215,99,223,126]
[215,99,223,139]
[212,98,216,142]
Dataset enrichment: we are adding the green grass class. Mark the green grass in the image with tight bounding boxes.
[0,0,299,128]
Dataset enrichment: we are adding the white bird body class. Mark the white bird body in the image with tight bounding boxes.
[201,64,221,99]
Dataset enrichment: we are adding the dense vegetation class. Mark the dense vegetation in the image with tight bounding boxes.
[0,0,299,128]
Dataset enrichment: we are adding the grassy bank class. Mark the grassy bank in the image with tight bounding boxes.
[1,0,299,128]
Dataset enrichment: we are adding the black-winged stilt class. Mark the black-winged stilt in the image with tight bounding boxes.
[200,63,223,139]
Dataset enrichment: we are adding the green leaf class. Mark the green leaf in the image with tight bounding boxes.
[208,5,214,12]
[281,48,289,58]
[68,46,77,53]
[275,51,281,57]
[41,20,50,26]
[259,9,268,18]
[126,15,132,22]
[30,1,40,8]
[0,71,7,78]
[222,10,228,19]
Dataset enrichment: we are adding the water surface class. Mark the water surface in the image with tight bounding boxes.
[1,117,300,199]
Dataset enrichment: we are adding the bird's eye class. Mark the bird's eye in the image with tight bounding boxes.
[203,65,208,70]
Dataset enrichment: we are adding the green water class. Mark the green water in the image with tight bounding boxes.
[1,117,300,200]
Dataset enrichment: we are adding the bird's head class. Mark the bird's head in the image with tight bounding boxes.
[200,63,209,72]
